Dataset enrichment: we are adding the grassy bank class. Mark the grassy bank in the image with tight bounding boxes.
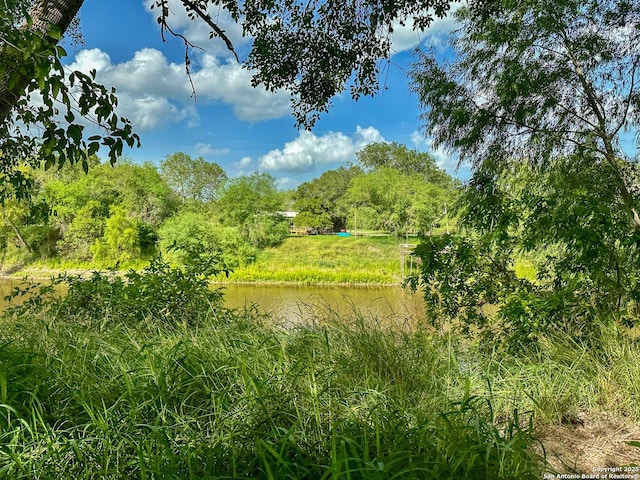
[0,266,638,477]
[4,235,409,286]
[229,235,407,285]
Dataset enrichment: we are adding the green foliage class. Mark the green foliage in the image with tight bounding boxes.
[411,159,640,351]
[0,141,453,272]
[40,160,176,262]
[408,0,640,350]
[0,6,139,200]
[409,233,522,336]
[410,0,640,162]
[0,283,545,478]
[218,172,285,226]
[90,205,142,265]
[342,167,453,235]
[356,142,453,187]
[242,213,289,248]
[409,0,640,225]
[292,149,457,236]
[55,199,107,261]
[293,166,362,231]
[5,251,227,329]
[160,152,227,203]
[158,210,257,269]
[239,0,458,127]
[0,169,58,260]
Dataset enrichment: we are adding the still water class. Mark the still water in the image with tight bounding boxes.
[0,278,426,326]
[220,283,426,325]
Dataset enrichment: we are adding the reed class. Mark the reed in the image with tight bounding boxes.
[0,291,542,478]
[1,267,638,478]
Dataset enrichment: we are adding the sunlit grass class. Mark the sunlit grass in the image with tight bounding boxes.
[471,325,640,424]
[230,235,405,284]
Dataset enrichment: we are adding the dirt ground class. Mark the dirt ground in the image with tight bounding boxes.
[537,410,640,474]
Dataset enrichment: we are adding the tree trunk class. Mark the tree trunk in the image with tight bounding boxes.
[0,0,85,123]
[8,221,32,254]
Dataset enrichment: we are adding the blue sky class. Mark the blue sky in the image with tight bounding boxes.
[64,0,466,188]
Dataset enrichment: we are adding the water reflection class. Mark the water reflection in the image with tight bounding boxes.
[220,284,426,326]
[0,278,426,327]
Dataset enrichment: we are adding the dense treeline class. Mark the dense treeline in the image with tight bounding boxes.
[293,143,456,233]
[0,143,456,269]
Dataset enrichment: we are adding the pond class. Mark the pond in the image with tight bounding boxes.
[0,278,426,326]
[221,283,426,326]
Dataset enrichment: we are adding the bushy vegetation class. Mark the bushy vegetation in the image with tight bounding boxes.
[0,146,456,279]
[0,154,290,271]
[2,0,640,475]
[409,153,640,353]
[407,0,640,354]
[292,143,456,235]
[2,257,640,477]
[0,262,548,479]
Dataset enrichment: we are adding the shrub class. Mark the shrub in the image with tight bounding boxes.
[159,210,256,268]
[242,213,289,248]
[5,249,228,329]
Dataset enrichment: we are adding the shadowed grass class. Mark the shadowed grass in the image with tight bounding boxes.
[2,266,638,478]
[0,304,542,479]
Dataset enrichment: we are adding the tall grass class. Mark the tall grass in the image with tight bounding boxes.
[470,325,640,425]
[0,281,542,478]
[2,266,638,478]
[230,236,404,285]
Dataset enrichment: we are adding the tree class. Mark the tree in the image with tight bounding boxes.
[410,0,640,228]
[1,0,484,191]
[0,165,55,258]
[0,0,82,123]
[292,166,362,231]
[90,205,142,265]
[356,142,453,187]
[242,213,290,248]
[0,0,139,195]
[112,160,179,226]
[407,0,640,347]
[41,160,176,260]
[340,167,453,235]
[238,0,461,127]
[158,210,257,268]
[217,172,284,227]
[160,152,227,204]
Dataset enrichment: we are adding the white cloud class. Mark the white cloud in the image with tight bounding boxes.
[390,4,462,53]
[195,143,229,156]
[191,54,291,121]
[144,0,250,59]
[410,130,428,147]
[353,126,386,149]
[236,156,253,168]
[122,94,193,129]
[258,127,386,173]
[230,156,254,175]
[65,47,291,130]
